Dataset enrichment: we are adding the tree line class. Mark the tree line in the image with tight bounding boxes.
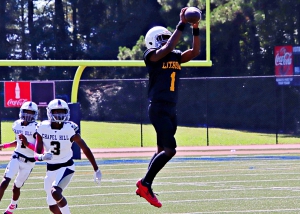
[0,0,299,80]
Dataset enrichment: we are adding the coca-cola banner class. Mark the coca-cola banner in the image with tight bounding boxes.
[4,82,31,107]
[274,45,294,85]
[274,45,294,76]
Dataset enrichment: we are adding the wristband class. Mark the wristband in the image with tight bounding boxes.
[176,22,186,31]
[3,144,13,149]
[34,154,43,161]
[193,28,200,36]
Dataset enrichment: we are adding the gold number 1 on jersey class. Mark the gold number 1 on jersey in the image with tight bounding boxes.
[170,72,175,91]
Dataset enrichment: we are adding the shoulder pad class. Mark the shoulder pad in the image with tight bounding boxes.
[65,121,79,132]
[143,48,157,60]
[37,120,50,129]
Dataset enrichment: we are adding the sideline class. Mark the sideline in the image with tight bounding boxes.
[1,155,300,169]
[86,144,300,159]
[1,144,300,161]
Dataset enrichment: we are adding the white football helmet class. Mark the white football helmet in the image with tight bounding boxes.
[145,26,172,49]
[46,99,70,122]
[19,101,38,122]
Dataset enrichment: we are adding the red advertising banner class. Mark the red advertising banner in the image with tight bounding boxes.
[274,45,293,76]
[4,82,31,107]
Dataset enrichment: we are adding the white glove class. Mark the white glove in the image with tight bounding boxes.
[37,152,53,161]
[43,152,53,160]
[94,169,102,185]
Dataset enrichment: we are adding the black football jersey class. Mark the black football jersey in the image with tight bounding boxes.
[144,48,182,103]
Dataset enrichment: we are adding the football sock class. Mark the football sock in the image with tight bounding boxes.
[148,152,157,170]
[10,199,17,206]
[6,199,18,211]
[143,151,172,184]
[59,204,71,214]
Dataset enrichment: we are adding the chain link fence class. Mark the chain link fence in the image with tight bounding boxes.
[1,76,300,145]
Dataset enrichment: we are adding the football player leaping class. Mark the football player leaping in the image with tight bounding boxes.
[0,101,39,214]
[136,7,201,208]
[35,99,102,214]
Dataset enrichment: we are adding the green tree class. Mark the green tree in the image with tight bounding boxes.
[118,36,145,60]
[1,0,300,80]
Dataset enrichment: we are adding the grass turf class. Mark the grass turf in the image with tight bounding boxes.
[1,156,300,213]
[1,121,299,149]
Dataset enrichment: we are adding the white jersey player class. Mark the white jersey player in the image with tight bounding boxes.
[37,120,78,164]
[0,101,38,214]
[35,99,102,214]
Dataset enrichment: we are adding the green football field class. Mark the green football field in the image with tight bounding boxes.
[1,121,300,148]
[1,155,300,214]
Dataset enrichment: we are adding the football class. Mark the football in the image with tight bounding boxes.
[184,7,201,24]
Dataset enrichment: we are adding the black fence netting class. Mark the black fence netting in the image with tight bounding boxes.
[1,76,300,144]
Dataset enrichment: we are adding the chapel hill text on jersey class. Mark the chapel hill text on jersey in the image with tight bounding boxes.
[41,134,70,141]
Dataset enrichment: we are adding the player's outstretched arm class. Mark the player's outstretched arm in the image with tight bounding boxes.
[34,133,52,161]
[149,7,188,62]
[18,133,36,151]
[0,141,17,150]
[72,134,102,184]
[181,21,201,63]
